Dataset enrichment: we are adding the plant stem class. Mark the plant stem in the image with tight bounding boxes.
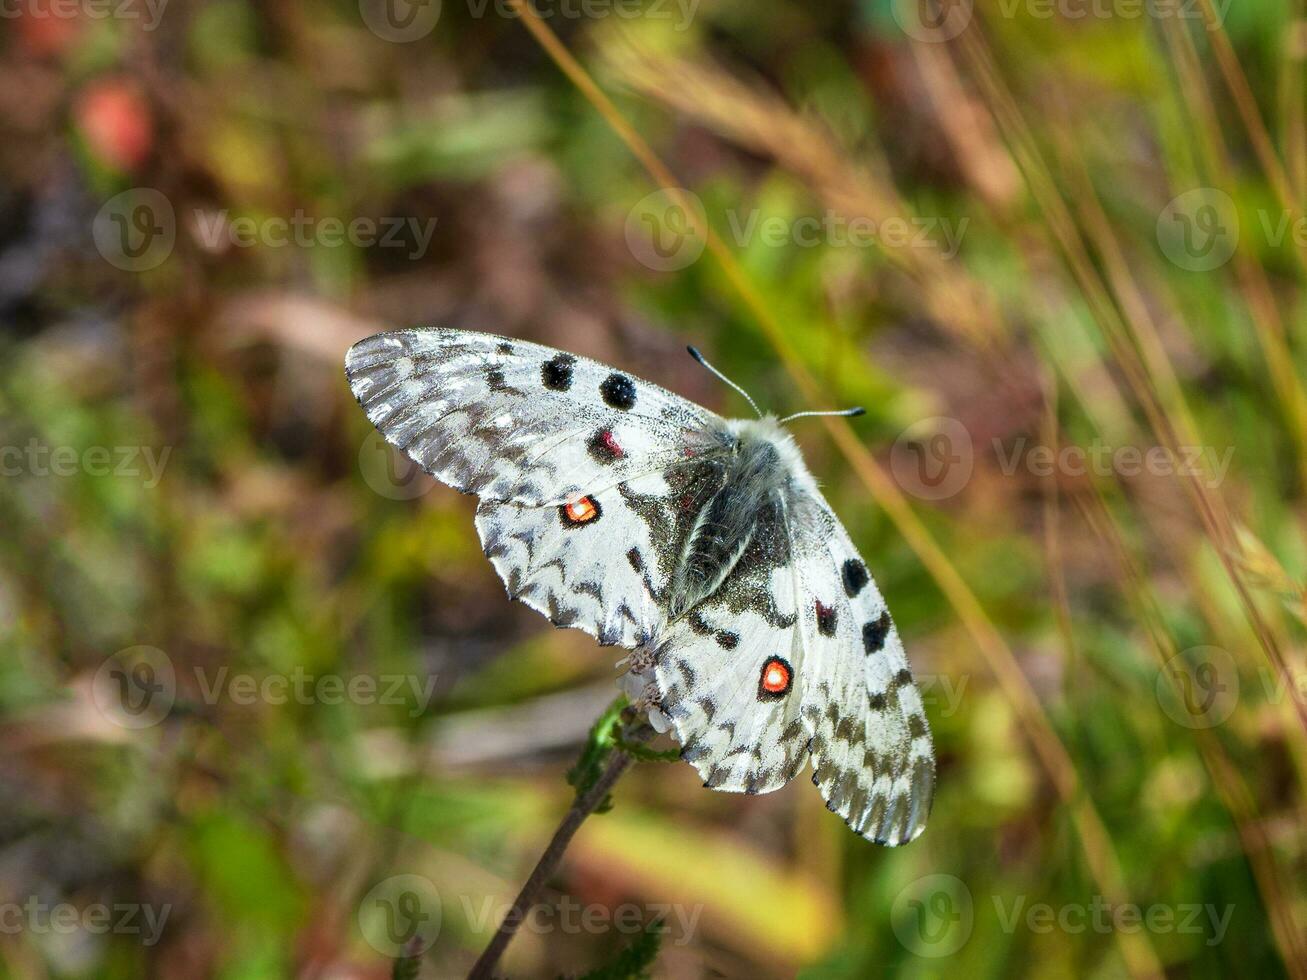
[467,748,634,980]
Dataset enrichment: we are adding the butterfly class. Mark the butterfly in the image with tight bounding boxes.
[345,328,934,845]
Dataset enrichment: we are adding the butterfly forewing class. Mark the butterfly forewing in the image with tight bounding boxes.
[345,329,716,506]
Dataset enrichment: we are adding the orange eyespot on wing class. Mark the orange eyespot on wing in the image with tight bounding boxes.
[559,495,602,527]
[758,656,793,701]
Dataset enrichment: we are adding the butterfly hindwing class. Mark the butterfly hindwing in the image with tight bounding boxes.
[346,329,717,506]
[791,496,934,845]
[646,516,811,795]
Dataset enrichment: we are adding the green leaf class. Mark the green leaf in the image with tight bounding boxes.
[566,695,627,811]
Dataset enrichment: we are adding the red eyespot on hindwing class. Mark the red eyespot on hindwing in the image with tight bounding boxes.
[758,656,793,701]
[559,495,601,527]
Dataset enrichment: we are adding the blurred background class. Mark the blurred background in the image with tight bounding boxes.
[1,0,1306,976]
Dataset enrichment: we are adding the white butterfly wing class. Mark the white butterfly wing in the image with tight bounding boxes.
[345,328,718,506]
[790,493,935,845]
[475,470,674,650]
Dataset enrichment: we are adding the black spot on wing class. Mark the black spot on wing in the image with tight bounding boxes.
[842,559,869,598]
[715,630,739,650]
[496,342,514,354]
[862,611,891,654]
[600,372,637,410]
[816,600,838,637]
[542,353,575,391]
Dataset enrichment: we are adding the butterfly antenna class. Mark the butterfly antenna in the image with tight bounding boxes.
[686,346,764,419]
[779,407,866,424]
